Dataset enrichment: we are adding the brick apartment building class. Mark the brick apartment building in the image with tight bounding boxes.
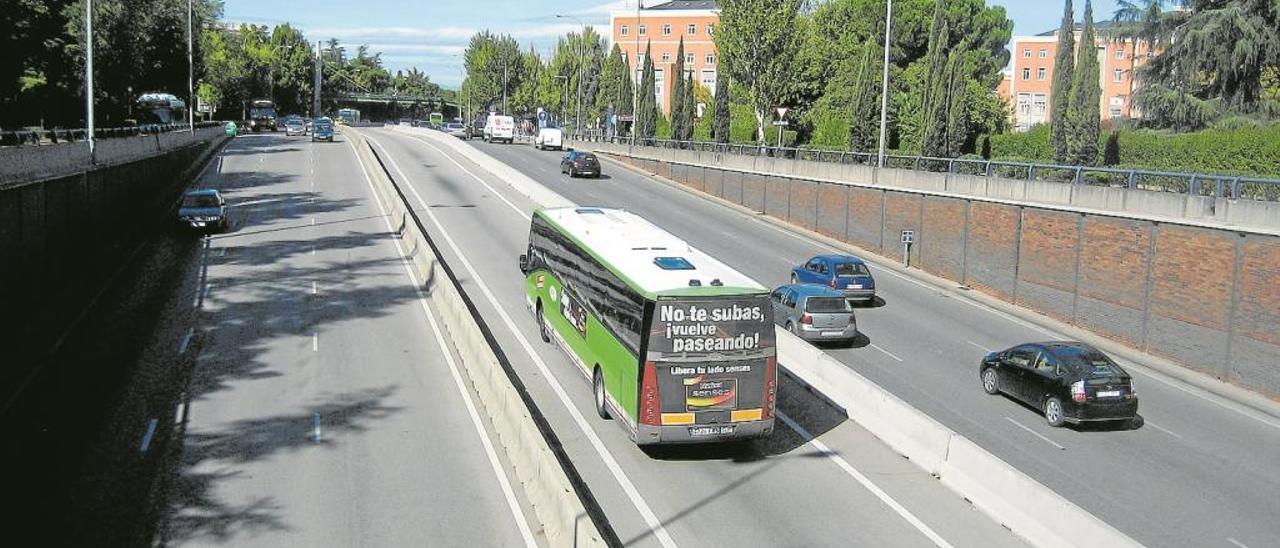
[999,21,1155,131]
[610,0,720,116]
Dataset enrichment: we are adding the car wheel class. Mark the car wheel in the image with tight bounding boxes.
[537,302,550,343]
[1044,397,1066,427]
[593,368,611,420]
[786,322,796,335]
[981,367,1000,395]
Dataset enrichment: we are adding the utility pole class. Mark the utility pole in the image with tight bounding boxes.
[187,0,194,131]
[503,62,509,114]
[877,0,893,169]
[85,0,95,164]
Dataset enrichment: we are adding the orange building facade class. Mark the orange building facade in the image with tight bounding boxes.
[998,22,1154,132]
[610,0,721,116]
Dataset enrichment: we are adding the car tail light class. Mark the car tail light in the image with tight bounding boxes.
[848,314,857,325]
[761,357,777,420]
[828,277,837,288]
[640,361,660,426]
[1071,380,1087,403]
[1126,379,1136,399]
[799,313,813,325]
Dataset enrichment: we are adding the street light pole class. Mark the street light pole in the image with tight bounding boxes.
[85,0,95,164]
[877,0,893,170]
[187,0,194,130]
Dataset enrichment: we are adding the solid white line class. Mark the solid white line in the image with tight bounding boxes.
[869,343,903,362]
[1123,365,1280,431]
[139,418,159,453]
[1143,420,1183,440]
[175,402,186,425]
[313,412,322,443]
[778,412,955,548]
[312,333,318,352]
[386,132,532,221]
[1004,417,1066,450]
[177,328,194,355]
[967,340,992,353]
[1227,537,1250,548]
[351,138,539,548]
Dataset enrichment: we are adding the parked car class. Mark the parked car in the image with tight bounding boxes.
[444,122,468,139]
[312,118,334,142]
[770,284,858,344]
[284,118,306,136]
[980,342,1139,427]
[535,126,563,150]
[178,189,228,232]
[560,150,601,178]
[791,255,876,302]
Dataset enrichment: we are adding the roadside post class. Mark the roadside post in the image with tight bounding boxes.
[901,230,914,266]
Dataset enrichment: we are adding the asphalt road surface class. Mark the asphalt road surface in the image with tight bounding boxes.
[362,126,1028,548]
[429,129,1280,548]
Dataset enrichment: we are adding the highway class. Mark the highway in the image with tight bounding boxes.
[158,132,536,546]
[371,126,1280,548]
[361,126,1026,548]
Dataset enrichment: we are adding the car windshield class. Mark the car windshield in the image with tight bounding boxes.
[1056,346,1125,378]
[835,262,870,276]
[182,195,219,208]
[805,297,850,313]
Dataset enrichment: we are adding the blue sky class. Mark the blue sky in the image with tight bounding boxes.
[221,0,1122,88]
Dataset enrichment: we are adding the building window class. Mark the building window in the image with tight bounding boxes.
[707,24,715,36]
[662,24,671,36]
[1022,67,1030,80]
[1039,49,1047,58]
[1034,94,1047,116]
[701,69,716,91]
[1109,106,1123,119]
[1115,49,1125,59]
[1037,67,1046,80]
[661,52,671,62]
[1114,69,1124,82]
[1023,49,1031,58]
[686,53,694,64]
[687,24,696,35]
[1017,93,1031,115]
[705,53,716,65]
[638,25,646,36]
[621,25,629,37]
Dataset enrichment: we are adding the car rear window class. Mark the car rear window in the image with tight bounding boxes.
[805,297,850,313]
[834,262,870,276]
[1057,347,1125,378]
[182,195,219,208]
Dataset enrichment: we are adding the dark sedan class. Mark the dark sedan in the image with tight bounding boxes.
[980,342,1138,427]
[560,150,601,178]
[178,189,228,232]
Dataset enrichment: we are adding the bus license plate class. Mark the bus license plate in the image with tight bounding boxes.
[689,425,736,438]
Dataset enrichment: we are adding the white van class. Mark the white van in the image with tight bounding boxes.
[535,126,563,150]
[484,115,515,143]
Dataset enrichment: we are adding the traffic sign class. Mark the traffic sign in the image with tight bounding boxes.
[775,107,789,118]
[771,120,789,127]
[901,230,915,244]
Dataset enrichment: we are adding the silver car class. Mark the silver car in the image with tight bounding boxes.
[770,284,858,344]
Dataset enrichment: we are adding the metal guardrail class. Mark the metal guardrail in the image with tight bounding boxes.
[0,121,223,148]
[569,134,1280,202]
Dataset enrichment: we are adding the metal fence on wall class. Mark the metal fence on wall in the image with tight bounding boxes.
[0,121,224,148]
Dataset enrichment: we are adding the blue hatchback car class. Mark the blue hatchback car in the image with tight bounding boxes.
[790,255,876,302]
[178,189,228,232]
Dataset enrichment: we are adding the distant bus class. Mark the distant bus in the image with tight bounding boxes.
[520,207,778,445]
[248,99,277,132]
[135,92,187,125]
[429,112,444,127]
[337,108,360,124]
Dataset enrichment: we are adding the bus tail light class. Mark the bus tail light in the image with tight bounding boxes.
[761,357,777,420]
[640,361,661,426]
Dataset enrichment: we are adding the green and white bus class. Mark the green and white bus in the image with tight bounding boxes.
[519,207,778,444]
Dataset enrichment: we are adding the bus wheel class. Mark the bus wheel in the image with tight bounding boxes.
[593,368,611,420]
[537,301,550,343]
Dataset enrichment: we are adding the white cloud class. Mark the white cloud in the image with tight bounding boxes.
[578,1,632,16]
[356,43,467,55]
[307,25,477,41]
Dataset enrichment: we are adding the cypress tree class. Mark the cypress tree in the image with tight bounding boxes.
[1067,0,1100,165]
[713,74,731,143]
[679,72,697,141]
[672,37,688,141]
[847,38,880,153]
[944,49,970,157]
[637,42,658,140]
[920,0,951,158]
[1049,0,1076,164]
[619,57,635,133]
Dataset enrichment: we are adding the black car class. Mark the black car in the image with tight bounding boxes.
[560,150,601,178]
[980,342,1138,427]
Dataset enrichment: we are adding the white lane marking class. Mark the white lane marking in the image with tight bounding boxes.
[1004,417,1066,450]
[312,281,318,295]
[139,418,159,453]
[869,343,903,362]
[311,217,316,226]
[202,283,213,302]
[778,412,955,548]
[352,139,540,548]
[312,333,318,352]
[177,328,194,355]
[217,247,226,257]
[175,402,186,425]
[1143,420,1183,440]
[1227,537,1251,548]
[1123,365,1280,431]
[311,245,316,256]
[379,133,531,221]
[967,341,992,353]
[313,412,322,443]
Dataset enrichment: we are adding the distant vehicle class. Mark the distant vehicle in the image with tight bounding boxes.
[399,118,412,126]
[429,112,444,127]
[248,99,277,132]
[284,118,306,136]
[467,118,485,139]
[444,122,468,139]
[178,189,228,232]
[312,118,334,142]
[519,207,777,444]
[304,118,313,133]
[535,126,563,150]
[337,108,360,125]
[790,255,876,303]
[560,150,601,178]
[483,114,515,143]
[770,284,858,344]
[980,342,1139,428]
[135,92,188,125]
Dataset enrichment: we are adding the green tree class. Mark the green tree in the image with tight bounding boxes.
[671,37,690,140]
[716,0,806,142]
[464,31,521,113]
[636,41,657,139]
[1066,0,1101,165]
[919,0,952,157]
[1050,0,1077,163]
[713,73,731,143]
[677,72,697,141]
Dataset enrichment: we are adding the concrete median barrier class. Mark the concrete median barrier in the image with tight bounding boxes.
[346,128,611,548]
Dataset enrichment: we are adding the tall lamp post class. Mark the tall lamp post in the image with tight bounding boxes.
[187,0,194,131]
[877,0,894,169]
[555,14,587,136]
[85,0,95,163]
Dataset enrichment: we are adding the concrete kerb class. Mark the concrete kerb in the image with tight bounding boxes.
[347,129,610,548]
